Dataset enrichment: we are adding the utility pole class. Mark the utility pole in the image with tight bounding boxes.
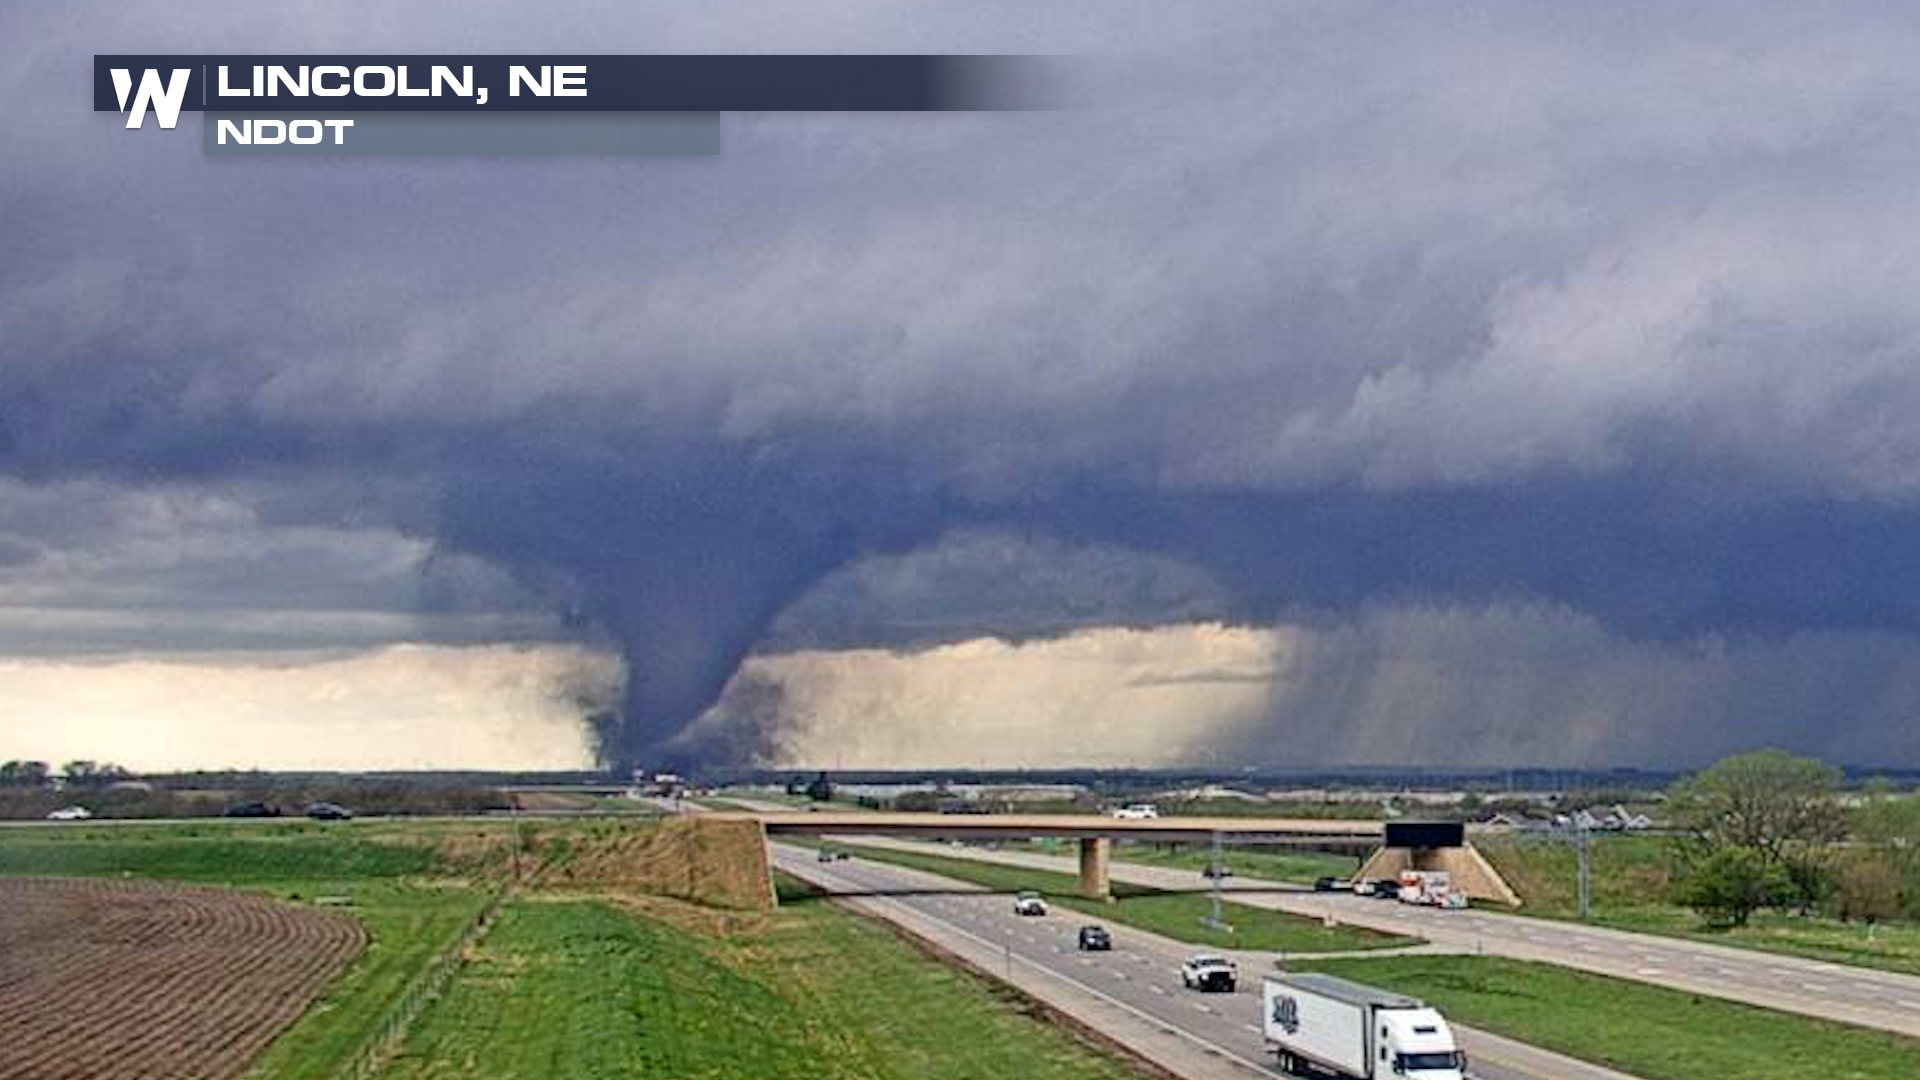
[510,797,523,885]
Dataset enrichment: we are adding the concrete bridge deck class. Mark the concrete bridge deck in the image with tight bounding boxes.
[705,810,1516,903]
[716,810,1385,845]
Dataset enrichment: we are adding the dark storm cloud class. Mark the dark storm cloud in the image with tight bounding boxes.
[9,1,1920,764]
[764,529,1233,651]
[0,480,559,655]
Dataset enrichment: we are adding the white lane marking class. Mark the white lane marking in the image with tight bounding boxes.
[1896,999,1920,1011]
[1243,1024,1261,1034]
[1149,985,1168,995]
[1801,982,1829,993]
[811,884,1280,1079]
[1636,968,1665,976]
[1192,1003,1214,1015]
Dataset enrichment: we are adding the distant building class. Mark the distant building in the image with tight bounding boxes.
[805,771,834,802]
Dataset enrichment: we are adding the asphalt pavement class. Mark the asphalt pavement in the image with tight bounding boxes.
[836,835,1920,1039]
[773,843,1643,1080]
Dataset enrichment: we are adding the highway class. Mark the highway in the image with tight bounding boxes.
[835,835,1920,1038]
[773,842,1641,1080]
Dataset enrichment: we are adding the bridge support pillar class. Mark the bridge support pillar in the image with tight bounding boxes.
[1078,837,1112,900]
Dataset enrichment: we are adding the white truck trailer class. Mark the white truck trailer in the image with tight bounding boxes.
[1262,973,1467,1080]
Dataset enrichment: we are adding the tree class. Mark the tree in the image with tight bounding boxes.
[1853,791,1920,852]
[0,760,51,787]
[1670,846,1789,928]
[1668,750,1845,913]
[60,761,130,788]
[1851,791,1920,921]
[806,771,834,802]
[1834,856,1902,929]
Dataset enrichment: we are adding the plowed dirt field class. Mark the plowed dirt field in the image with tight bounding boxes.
[0,876,365,1080]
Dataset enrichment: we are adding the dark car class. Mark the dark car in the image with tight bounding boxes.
[1201,862,1233,879]
[1314,876,1348,892]
[1077,924,1112,951]
[306,802,353,821]
[223,801,280,818]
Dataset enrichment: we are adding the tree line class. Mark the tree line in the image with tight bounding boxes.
[1669,749,1918,929]
[0,760,133,787]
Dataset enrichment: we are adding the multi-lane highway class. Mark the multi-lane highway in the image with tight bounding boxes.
[772,842,1641,1080]
[835,835,1920,1039]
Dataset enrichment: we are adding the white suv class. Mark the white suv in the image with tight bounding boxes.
[1110,804,1159,820]
[1012,891,1049,916]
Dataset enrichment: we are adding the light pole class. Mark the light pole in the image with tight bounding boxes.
[1199,830,1232,934]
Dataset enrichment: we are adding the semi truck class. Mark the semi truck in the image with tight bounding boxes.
[1262,973,1467,1080]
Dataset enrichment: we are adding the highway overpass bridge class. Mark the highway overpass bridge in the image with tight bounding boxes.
[706,811,1519,905]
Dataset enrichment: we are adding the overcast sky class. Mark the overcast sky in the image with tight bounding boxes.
[6,1,1920,770]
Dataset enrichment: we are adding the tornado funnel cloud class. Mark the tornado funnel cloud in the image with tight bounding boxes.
[431,448,933,769]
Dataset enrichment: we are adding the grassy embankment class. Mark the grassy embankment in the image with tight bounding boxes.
[1310,954,1920,1080]
[0,820,511,1080]
[1481,834,1920,977]
[375,876,1154,1080]
[824,840,1412,953]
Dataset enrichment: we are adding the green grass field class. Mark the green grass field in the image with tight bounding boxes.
[1106,840,1359,885]
[1308,955,1920,1080]
[0,821,443,880]
[376,882,1151,1080]
[830,841,1413,953]
[247,882,494,1080]
[1481,835,1920,977]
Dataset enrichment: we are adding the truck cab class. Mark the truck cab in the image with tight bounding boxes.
[1376,1007,1467,1079]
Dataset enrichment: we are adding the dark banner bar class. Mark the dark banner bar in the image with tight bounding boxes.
[95,55,1045,112]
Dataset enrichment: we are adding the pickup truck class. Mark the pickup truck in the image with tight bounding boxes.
[1180,954,1238,992]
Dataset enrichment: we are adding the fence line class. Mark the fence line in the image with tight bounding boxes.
[330,880,514,1080]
